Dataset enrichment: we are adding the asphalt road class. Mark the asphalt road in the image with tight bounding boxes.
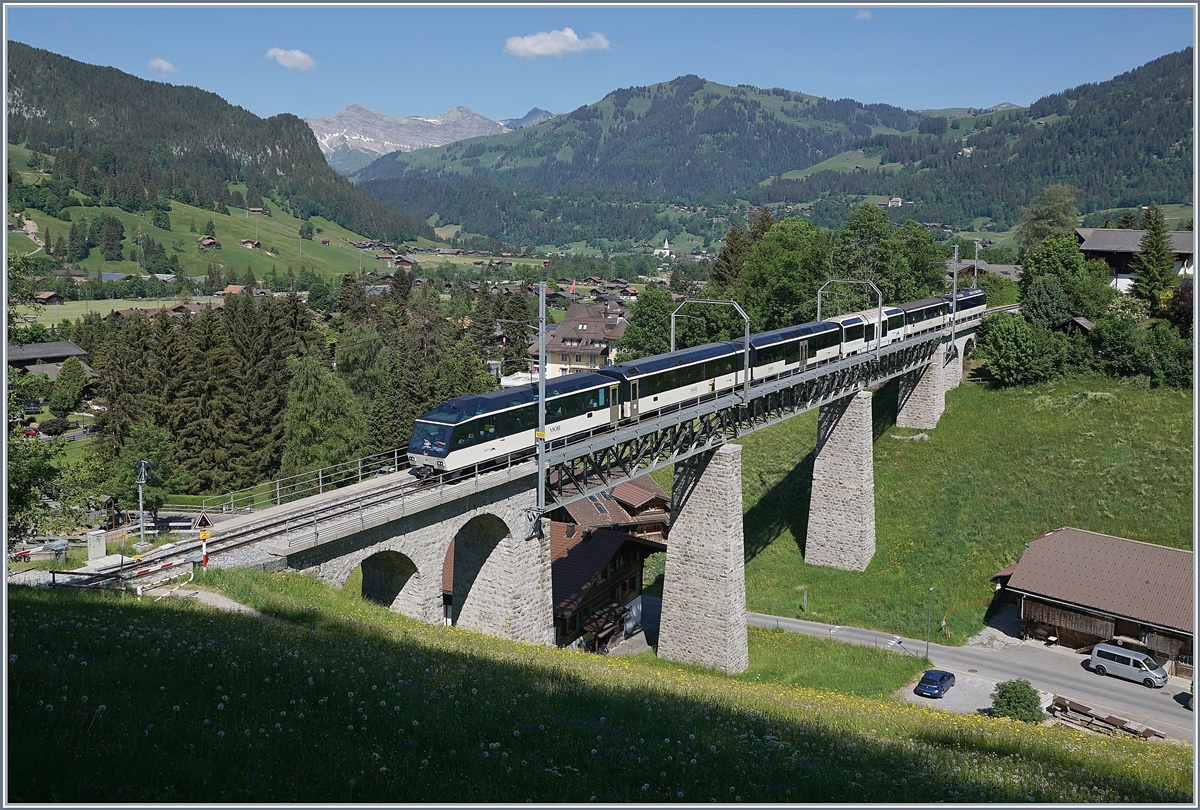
[748,612,1195,745]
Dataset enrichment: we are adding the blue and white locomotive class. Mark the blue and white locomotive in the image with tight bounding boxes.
[408,288,986,477]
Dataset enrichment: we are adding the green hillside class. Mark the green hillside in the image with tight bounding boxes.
[8,575,1191,803]
[8,141,421,283]
[352,76,922,201]
[6,41,433,245]
[754,48,1193,228]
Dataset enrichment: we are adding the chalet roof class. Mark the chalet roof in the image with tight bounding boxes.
[6,340,87,365]
[544,303,627,356]
[1006,527,1194,636]
[550,525,633,619]
[219,285,246,296]
[1076,228,1195,256]
[564,492,633,527]
[22,360,97,382]
[611,475,668,511]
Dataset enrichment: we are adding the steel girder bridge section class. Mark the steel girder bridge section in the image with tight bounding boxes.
[545,328,956,510]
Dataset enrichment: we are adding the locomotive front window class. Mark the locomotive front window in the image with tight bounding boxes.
[409,422,453,458]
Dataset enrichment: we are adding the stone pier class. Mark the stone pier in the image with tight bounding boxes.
[896,341,947,429]
[805,390,875,571]
[657,444,749,674]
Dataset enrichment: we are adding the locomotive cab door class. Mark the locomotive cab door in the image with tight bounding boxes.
[630,381,639,418]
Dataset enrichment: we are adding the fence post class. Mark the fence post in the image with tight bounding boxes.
[358,458,362,483]
[394,448,399,469]
[229,493,234,512]
[276,481,280,506]
[359,499,364,530]
[319,468,323,495]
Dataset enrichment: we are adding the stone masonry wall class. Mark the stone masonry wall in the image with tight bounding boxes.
[805,390,875,572]
[285,475,554,646]
[896,341,947,429]
[657,444,749,674]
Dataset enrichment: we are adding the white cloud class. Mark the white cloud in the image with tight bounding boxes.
[148,57,177,75]
[504,27,610,59]
[855,10,872,20]
[265,47,316,71]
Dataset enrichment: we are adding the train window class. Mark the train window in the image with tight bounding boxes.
[844,324,864,343]
[889,314,904,332]
[864,323,875,343]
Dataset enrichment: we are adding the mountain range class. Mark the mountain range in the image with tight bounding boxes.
[6,41,433,244]
[305,104,557,175]
[351,50,1191,235]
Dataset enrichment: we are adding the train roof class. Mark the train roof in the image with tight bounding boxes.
[416,372,613,424]
[601,341,741,379]
[897,296,948,312]
[742,321,839,349]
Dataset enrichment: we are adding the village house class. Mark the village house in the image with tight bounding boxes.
[217,284,246,296]
[535,302,628,377]
[6,340,88,368]
[997,527,1193,677]
[34,291,64,306]
[546,475,670,650]
[1074,228,1195,293]
[239,239,261,249]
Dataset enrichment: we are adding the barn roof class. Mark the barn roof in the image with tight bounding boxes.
[1006,527,1193,636]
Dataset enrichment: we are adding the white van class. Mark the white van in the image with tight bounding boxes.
[1091,643,1168,688]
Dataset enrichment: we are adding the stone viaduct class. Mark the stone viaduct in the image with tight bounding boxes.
[273,331,971,675]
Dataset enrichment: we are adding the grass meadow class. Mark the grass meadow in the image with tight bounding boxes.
[651,376,1192,642]
[7,571,1192,803]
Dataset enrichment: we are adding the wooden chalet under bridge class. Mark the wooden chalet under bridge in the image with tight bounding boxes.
[998,527,1193,677]
[440,475,669,652]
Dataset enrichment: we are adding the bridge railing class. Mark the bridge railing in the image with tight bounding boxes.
[266,457,539,556]
[201,447,409,514]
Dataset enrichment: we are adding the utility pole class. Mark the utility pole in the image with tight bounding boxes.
[136,460,153,552]
[973,240,980,289]
[926,586,934,659]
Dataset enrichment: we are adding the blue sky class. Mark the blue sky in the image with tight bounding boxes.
[5,5,1195,122]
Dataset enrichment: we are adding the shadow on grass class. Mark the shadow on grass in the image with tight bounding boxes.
[743,379,900,563]
[8,581,1187,804]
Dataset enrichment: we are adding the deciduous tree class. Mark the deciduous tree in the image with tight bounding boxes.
[1013,185,1078,252]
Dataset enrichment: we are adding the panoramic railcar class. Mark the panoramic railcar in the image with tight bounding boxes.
[408,288,986,478]
[940,288,987,325]
[598,341,744,419]
[407,371,615,475]
[898,296,952,336]
[742,321,842,381]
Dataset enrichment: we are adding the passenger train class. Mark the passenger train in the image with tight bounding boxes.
[407,288,986,477]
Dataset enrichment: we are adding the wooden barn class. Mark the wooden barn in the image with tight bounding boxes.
[1002,527,1193,676]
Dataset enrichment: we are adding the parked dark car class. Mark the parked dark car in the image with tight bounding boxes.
[915,669,955,698]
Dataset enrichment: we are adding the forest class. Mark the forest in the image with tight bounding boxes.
[353,75,922,202]
[6,42,433,245]
[753,49,1193,227]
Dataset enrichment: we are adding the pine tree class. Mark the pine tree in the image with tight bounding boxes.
[100,216,123,260]
[48,355,90,418]
[205,263,222,295]
[337,273,369,324]
[91,312,155,467]
[710,222,749,289]
[242,265,255,289]
[500,290,534,375]
[279,352,366,478]
[1131,203,1178,312]
[142,309,187,429]
[223,265,238,287]
[367,347,408,452]
[335,322,388,412]
[172,305,249,494]
[748,206,776,244]
[1117,210,1140,230]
